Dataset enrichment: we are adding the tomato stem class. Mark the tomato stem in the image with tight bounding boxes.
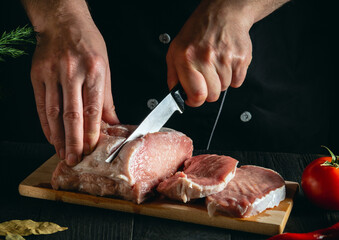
[320,145,339,168]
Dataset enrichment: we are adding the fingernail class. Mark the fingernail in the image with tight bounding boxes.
[59,148,65,160]
[67,153,79,166]
[84,142,90,155]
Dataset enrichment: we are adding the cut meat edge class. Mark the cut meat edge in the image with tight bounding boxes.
[157,155,238,203]
[205,165,286,218]
[175,168,236,203]
[206,184,286,218]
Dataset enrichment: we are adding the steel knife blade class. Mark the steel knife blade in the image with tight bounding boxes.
[105,84,186,163]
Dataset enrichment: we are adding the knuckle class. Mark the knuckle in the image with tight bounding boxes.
[36,102,46,114]
[235,45,252,66]
[221,52,233,66]
[84,104,101,118]
[63,111,81,121]
[32,58,57,74]
[238,54,250,66]
[190,88,207,104]
[86,55,106,79]
[60,54,77,80]
[84,81,104,99]
[180,45,196,65]
[90,55,107,68]
[200,45,215,65]
[46,106,61,119]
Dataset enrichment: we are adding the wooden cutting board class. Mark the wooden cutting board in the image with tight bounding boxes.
[19,154,299,236]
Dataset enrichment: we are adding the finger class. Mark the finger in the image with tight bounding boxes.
[166,49,179,90]
[230,43,252,88]
[83,74,105,155]
[102,67,120,125]
[45,81,65,159]
[31,80,51,144]
[216,54,232,91]
[62,81,83,166]
[231,67,246,88]
[198,63,221,102]
[176,63,207,107]
[230,59,248,88]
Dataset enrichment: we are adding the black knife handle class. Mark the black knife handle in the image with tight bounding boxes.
[170,83,186,113]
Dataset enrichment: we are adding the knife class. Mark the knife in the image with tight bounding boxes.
[105,83,186,163]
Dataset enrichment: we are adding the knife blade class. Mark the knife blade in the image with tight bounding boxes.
[105,83,186,163]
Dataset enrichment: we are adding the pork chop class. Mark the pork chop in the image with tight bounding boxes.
[206,165,286,218]
[157,154,238,202]
[51,122,193,204]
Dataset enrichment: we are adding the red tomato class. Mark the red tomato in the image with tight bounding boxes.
[301,146,339,210]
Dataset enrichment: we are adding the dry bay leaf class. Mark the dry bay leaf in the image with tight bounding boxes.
[5,233,25,240]
[0,220,67,237]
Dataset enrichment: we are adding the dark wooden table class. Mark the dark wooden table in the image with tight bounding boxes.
[1,141,338,240]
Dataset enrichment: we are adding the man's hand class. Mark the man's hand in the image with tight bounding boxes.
[22,0,119,166]
[167,0,289,107]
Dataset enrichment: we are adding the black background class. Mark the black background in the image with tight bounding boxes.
[0,0,337,154]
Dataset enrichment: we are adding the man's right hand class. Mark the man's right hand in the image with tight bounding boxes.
[22,0,119,166]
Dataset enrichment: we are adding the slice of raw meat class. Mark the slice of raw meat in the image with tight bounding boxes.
[51,122,193,204]
[206,165,286,218]
[156,154,238,203]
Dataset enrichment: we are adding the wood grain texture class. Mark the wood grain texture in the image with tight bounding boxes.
[19,154,299,236]
[3,142,339,240]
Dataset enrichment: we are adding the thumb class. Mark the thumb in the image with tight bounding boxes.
[102,69,120,124]
[102,94,120,125]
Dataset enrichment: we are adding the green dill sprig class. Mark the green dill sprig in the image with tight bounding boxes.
[0,25,36,61]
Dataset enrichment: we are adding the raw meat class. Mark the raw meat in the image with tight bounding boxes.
[157,154,238,202]
[206,165,286,218]
[51,122,193,204]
